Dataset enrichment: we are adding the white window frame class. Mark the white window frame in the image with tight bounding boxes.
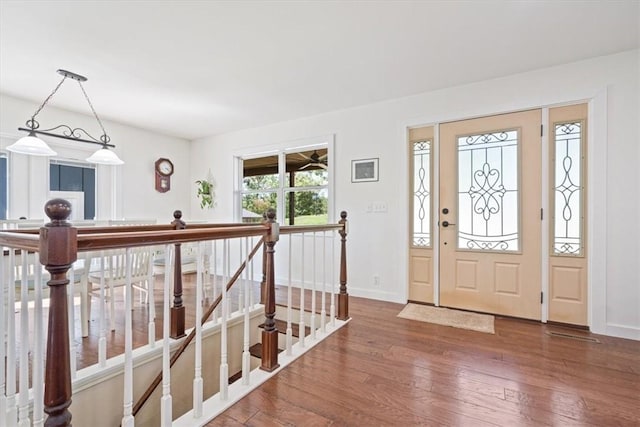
[234,134,335,225]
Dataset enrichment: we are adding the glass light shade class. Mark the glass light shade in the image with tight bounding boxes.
[86,147,124,165]
[7,134,57,156]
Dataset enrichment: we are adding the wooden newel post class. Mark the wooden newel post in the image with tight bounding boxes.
[338,211,349,320]
[260,208,280,372]
[40,199,77,427]
[170,209,186,339]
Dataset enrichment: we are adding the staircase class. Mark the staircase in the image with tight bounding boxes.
[0,203,351,427]
[172,299,349,427]
[243,307,313,372]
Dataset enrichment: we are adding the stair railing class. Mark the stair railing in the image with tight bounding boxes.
[131,235,265,416]
[0,200,349,427]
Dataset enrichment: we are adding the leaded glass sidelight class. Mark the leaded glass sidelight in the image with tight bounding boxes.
[412,140,431,246]
[457,130,519,251]
[553,122,583,255]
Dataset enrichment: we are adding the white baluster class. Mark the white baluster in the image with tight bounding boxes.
[193,242,204,418]
[121,248,134,427]
[225,239,230,319]
[161,245,173,427]
[238,240,243,313]
[321,230,327,333]
[219,239,229,401]
[109,252,116,331]
[68,268,77,380]
[99,252,107,367]
[242,237,251,385]
[18,252,30,427]
[212,240,218,323]
[148,248,156,347]
[310,233,317,340]
[249,236,255,308]
[5,250,16,426]
[0,250,6,424]
[299,233,305,348]
[32,264,44,427]
[286,233,293,355]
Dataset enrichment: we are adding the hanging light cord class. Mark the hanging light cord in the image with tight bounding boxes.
[79,81,109,143]
[27,75,68,128]
[24,72,111,144]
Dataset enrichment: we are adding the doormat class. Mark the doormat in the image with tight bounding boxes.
[398,303,495,334]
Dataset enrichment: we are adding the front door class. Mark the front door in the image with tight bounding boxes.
[439,109,542,320]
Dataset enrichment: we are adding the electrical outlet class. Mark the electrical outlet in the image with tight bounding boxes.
[373,275,380,287]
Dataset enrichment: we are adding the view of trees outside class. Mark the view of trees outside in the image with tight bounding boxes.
[242,169,328,224]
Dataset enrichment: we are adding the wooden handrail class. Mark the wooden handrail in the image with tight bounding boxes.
[8,222,263,235]
[75,226,268,251]
[131,237,265,416]
[0,231,40,251]
[2,221,345,249]
[279,224,343,234]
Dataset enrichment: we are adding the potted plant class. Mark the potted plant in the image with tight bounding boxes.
[195,177,215,209]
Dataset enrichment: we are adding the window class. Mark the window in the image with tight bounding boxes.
[411,140,431,246]
[457,130,519,252]
[50,161,96,220]
[240,145,330,225]
[241,154,278,223]
[0,153,6,220]
[552,121,584,255]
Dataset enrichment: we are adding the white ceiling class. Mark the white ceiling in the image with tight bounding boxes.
[1,1,638,140]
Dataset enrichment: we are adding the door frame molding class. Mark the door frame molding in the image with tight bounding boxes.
[433,124,441,306]
[541,107,550,323]
[404,91,606,331]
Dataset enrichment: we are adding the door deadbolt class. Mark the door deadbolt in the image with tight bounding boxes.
[442,208,449,214]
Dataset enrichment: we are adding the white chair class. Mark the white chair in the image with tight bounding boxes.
[6,250,90,337]
[87,247,153,331]
[0,219,45,230]
[152,242,199,276]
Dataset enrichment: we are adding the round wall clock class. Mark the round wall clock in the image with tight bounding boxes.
[155,158,174,193]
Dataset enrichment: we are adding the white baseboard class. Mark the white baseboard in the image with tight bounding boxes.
[348,286,406,304]
[273,281,405,304]
[605,323,640,341]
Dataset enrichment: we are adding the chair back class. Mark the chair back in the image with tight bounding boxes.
[92,247,153,285]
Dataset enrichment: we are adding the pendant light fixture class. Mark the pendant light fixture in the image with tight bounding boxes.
[7,69,124,165]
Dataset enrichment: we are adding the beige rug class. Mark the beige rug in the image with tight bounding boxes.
[398,303,495,334]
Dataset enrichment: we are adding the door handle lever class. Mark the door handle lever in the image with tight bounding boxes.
[441,221,456,227]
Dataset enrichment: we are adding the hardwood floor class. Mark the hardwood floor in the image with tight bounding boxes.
[19,274,638,425]
[207,296,640,426]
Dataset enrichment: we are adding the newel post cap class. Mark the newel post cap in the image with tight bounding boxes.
[40,198,77,266]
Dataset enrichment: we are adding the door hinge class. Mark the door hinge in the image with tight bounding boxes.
[540,124,544,137]
[540,208,543,220]
[540,292,544,304]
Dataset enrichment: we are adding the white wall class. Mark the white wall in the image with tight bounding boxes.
[190,50,640,340]
[0,94,191,222]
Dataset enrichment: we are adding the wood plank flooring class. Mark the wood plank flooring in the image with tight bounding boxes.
[22,274,639,426]
[207,296,640,426]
